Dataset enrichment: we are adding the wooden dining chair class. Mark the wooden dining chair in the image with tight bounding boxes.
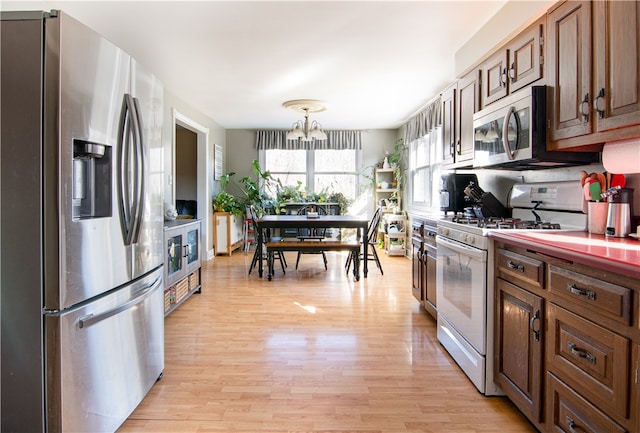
[247,206,286,276]
[345,207,383,275]
[295,205,328,270]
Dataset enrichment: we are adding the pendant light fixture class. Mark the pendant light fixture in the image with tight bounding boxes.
[283,99,327,141]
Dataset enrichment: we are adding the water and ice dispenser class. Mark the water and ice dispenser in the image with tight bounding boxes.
[72,139,112,219]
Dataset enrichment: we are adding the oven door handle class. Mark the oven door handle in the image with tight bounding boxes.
[436,235,487,262]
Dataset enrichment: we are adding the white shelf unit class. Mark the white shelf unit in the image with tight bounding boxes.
[374,168,401,213]
[382,213,407,256]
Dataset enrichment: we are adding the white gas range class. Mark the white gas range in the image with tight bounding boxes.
[435,181,587,395]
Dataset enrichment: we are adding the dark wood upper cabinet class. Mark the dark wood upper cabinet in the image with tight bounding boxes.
[440,70,479,169]
[456,70,479,166]
[547,1,593,142]
[481,50,509,107]
[507,20,544,94]
[593,0,640,133]
[440,81,456,167]
[481,17,544,108]
[547,0,640,149]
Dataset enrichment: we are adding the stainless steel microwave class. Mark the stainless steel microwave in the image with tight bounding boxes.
[472,85,599,170]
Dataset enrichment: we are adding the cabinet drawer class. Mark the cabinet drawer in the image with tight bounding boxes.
[546,373,628,433]
[496,248,544,291]
[548,304,630,420]
[549,265,632,326]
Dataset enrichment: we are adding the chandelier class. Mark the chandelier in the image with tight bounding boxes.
[283,99,327,141]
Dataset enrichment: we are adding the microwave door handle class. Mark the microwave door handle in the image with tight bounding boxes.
[502,105,516,160]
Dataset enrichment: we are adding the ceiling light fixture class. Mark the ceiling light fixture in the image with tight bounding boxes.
[283,99,327,141]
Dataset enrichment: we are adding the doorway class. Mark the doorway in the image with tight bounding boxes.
[172,109,212,259]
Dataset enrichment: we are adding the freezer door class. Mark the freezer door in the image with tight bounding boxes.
[48,12,134,310]
[45,267,164,433]
[130,59,164,279]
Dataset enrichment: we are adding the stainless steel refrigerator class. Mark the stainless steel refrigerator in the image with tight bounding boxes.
[1,10,165,432]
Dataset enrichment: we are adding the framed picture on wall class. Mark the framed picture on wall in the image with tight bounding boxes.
[214,144,223,180]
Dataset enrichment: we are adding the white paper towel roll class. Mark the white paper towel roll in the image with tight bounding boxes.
[602,138,640,174]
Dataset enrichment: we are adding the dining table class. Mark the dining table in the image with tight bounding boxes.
[255,214,370,280]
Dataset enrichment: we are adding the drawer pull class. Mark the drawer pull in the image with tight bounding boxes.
[507,260,525,272]
[565,416,584,433]
[529,309,541,342]
[568,342,596,364]
[568,284,596,301]
[565,416,586,433]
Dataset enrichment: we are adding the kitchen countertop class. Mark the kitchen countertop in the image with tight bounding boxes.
[489,231,640,280]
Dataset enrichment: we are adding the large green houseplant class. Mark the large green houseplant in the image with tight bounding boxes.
[212,174,244,216]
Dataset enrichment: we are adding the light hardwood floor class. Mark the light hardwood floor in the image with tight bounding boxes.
[118,249,535,433]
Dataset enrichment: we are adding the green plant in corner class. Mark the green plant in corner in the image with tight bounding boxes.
[387,138,407,189]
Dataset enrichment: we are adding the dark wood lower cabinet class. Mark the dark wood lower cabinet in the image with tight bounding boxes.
[494,277,545,428]
[495,243,638,432]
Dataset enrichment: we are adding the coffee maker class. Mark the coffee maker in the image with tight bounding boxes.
[439,173,478,215]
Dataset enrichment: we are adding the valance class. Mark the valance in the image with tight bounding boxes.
[403,96,442,144]
[256,130,362,150]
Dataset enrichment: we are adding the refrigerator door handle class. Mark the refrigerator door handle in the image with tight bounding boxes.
[77,276,162,329]
[118,94,134,245]
[130,97,145,244]
[117,93,145,245]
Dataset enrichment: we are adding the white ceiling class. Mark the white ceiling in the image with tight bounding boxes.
[2,1,511,130]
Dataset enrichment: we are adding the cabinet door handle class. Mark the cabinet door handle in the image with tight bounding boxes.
[529,309,541,341]
[509,62,516,81]
[579,93,590,122]
[501,67,508,88]
[568,283,596,300]
[565,416,586,433]
[568,342,596,364]
[593,88,605,119]
[507,260,525,272]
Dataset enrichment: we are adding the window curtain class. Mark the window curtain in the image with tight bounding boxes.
[403,96,442,144]
[256,130,362,150]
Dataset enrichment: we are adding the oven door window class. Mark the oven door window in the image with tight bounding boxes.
[436,236,488,354]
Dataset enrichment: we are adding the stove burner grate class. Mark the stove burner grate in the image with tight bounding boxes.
[447,216,562,230]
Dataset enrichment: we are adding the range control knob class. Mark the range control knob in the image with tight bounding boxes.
[439,227,449,236]
[466,235,475,244]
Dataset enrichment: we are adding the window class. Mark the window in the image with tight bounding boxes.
[409,126,442,211]
[264,149,307,190]
[262,148,360,201]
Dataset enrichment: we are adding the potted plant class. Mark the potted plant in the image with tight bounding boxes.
[387,138,407,188]
[212,173,244,216]
[327,191,351,215]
